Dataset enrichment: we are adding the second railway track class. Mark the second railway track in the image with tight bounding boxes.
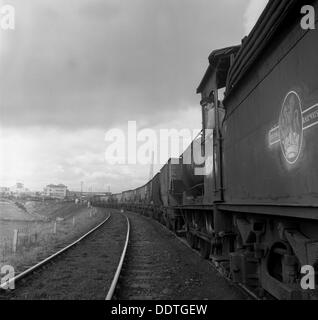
[0,210,129,300]
[1,209,251,300]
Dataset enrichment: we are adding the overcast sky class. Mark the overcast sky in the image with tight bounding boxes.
[0,0,268,192]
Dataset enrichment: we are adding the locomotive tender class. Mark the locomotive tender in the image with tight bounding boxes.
[94,0,318,299]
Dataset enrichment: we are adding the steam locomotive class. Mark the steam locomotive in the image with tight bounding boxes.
[93,0,318,299]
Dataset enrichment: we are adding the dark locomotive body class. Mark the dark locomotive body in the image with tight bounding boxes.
[224,1,318,208]
[194,0,318,299]
[226,0,318,299]
[93,0,318,299]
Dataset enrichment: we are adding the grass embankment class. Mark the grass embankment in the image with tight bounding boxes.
[0,200,107,273]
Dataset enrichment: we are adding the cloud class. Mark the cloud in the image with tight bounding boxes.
[0,0,264,192]
[0,105,201,191]
[0,0,246,130]
[243,0,269,35]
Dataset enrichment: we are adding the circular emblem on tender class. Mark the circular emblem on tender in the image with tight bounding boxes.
[279,91,303,164]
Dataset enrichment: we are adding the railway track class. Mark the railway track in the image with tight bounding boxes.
[105,215,130,300]
[1,209,250,300]
[110,210,245,300]
[0,213,111,292]
[111,210,262,300]
[0,211,130,300]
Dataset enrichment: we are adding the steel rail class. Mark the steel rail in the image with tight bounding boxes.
[105,215,130,300]
[0,213,111,290]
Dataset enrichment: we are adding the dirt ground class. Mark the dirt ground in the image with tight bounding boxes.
[118,211,246,300]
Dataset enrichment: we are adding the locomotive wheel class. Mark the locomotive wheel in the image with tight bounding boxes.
[199,239,211,259]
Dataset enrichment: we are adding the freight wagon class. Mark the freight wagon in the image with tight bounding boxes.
[160,158,184,230]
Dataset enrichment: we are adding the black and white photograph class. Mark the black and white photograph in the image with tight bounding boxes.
[0,0,318,310]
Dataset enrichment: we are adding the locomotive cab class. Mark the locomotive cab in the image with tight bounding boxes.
[197,46,240,204]
[181,46,240,260]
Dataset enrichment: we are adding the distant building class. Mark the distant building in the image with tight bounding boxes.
[44,184,68,199]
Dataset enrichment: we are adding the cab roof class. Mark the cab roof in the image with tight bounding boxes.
[225,0,306,99]
[197,46,240,94]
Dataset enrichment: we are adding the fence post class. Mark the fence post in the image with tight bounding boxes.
[72,216,75,226]
[13,229,18,253]
[53,221,57,234]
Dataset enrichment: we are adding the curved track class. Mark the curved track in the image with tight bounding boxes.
[111,210,246,300]
[0,212,131,300]
[1,210,249,300]
[105,215,130,300]
[0,213,112,291]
